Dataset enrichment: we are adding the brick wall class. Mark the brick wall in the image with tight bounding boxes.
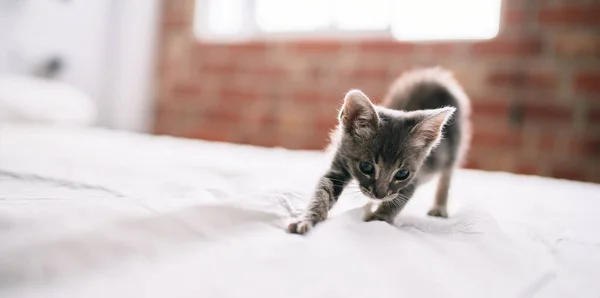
[155,0,600,183]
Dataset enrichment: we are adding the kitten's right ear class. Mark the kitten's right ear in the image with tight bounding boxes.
[409,107,455,149]
[338,89,379,135]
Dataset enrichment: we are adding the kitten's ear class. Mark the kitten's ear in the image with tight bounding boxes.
[410,107,455,148]
[338,89,379,135]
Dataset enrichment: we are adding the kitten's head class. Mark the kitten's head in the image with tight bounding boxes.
[337,89,454,201]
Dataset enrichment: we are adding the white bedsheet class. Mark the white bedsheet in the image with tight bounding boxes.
[1,124,599,298]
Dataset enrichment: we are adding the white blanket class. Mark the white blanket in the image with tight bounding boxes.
[1,124,599,298]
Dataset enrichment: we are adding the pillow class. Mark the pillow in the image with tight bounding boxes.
[0,75,97,126]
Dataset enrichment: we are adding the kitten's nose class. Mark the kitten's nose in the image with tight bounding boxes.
[373,188,387,200]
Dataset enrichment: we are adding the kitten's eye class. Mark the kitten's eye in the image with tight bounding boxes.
[358,161,374,175]
[394,169,410,180]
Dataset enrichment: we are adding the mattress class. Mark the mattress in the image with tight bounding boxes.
[1,124,599,298]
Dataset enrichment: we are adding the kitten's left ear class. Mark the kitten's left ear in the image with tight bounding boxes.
[410,107,456,148]
[338,89,379,135]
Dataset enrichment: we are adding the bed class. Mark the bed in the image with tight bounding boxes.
[1,124,599,298]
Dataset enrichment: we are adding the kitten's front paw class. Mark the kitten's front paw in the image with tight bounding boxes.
[427,206,448,218]
[363,212,394,224]
[362,202,394,223]
[287,220,316,235]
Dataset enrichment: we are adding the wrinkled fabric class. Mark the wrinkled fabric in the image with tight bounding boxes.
[1,125,599,298]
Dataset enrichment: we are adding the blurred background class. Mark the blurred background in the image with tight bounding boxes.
[0,0,598,182]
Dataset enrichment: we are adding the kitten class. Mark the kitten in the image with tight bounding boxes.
[288,67,471,234]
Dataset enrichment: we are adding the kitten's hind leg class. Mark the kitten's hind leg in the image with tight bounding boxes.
[427,168,453,218]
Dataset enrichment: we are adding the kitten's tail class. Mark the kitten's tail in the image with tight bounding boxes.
[382,67,472,166]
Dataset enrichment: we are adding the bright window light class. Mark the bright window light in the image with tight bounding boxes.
[256,0,331,32]
[195,0,501,41]
[391,0,501,41]
[333,0,391,31]
[206,0,244,35]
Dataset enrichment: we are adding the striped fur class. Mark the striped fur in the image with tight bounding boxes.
[288,67,471,234]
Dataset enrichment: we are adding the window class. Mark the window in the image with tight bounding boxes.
[194,0,501,42]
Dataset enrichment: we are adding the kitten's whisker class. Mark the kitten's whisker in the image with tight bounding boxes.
[396,196,410,207]
[329,177,350,182]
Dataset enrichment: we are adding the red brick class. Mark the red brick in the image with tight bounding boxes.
[568,136,600,156]
[157,60,173,77]
[249,110,277,126]
[277,102,317,127]
[349,68,389,80]
[252,136,281,148]
[416,43,457,55]
[203,107,242,122]
[501,9,529,33]
[589,173,600,184]
[303,129,330,150]
[196,43,230,52]
[184,120,236,143]
[357,40,415,54]
[477,150,517,172]
[470,38,541,56]
[242,105,277,128]
[257,66,287,76]
[539,5,600,26]
[228,42,271,53]
[472,130,523,149]
[554,33,600,58]
[501,0,527,10]
[153,110,172,135]
[187,130,234,143]
[202,63,236,74]
[263,116,278,126]
[171,82,202,95]
[154,99,177,113]
[551,164,587,181]
[220,88,258,101]
[431,43,457,54]
[537,133,556,152]
[471,99,510,118]
[488,71,557,90]
[523,102,572,122]
[238,130,280,148]
[304,139,329,151]
[574,72,600,95]
[504,9,526,23]
[287,41,344,53]
[315,117,338,132]
[589,108,600,124]
[318,101,343,120]
[462,158,481,170]
[303,142,327,151]
[293,91,322,102]
[238,64,287,76]
[276,126,317,149]
[515,163,539,176]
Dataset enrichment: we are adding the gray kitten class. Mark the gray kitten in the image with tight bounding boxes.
[288,67,471,234]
